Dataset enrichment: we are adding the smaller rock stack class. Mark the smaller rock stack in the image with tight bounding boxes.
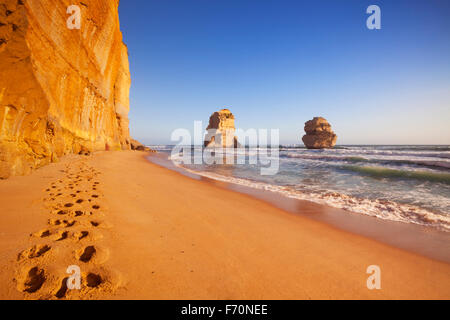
[302,117,337,149]
[130,139,156,153]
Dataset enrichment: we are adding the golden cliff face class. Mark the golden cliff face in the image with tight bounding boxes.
[0,0,131,178]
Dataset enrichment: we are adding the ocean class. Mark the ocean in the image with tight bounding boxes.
[151,145,450,232]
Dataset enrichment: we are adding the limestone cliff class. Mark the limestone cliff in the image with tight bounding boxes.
[0,0,131,178]
[302,117,337,149]
[204,109,239,148]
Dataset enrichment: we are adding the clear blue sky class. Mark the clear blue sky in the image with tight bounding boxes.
[118,0,450,145]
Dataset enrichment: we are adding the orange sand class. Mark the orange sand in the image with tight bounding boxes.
[0,151,449,299]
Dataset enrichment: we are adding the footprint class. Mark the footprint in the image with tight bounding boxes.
[33,229,51,238]
[48,219,61,226]
[90,221,100,227]
[64,203,74,208]
[92,205,100,210]
[74,210,84,217]
[56,231,69,241]
[76,199,84,204]
[76,231,89,240]
[85,273,102,288]
[49,219,76,227]
[19,267,46,293]
[55,277,68,299]
[92,195,99,198]
[57,210,68,215]
[66,220,76,227]
[19,245,51,260]
[78,246,96,262]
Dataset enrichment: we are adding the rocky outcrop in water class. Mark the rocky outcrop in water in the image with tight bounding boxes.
[0,0,131,178]
[204,109,239,148]
[302,117,337,149]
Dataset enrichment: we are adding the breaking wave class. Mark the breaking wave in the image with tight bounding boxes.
[342,166,450,184]
[284,153,450,170]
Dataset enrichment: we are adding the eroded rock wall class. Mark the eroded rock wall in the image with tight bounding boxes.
[0,0,131,178]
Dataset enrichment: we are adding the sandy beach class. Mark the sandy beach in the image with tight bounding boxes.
[0,150,449,300]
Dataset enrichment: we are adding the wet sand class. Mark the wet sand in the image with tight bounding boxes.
[150,153,450,264]
[0,151,449,299]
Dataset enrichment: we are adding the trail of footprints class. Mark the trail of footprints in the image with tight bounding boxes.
[14,159,115,299]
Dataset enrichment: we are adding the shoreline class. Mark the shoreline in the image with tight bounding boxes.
[149,152,450,264]
[0,151,449,299]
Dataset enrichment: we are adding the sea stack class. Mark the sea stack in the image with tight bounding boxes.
[302,117,337,149]
[0,0,132,178]
[204,109,239,148]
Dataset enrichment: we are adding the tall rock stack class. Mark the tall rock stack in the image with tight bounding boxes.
[302,117,337,149]
[0,0,131,178]
[204,109,239,148]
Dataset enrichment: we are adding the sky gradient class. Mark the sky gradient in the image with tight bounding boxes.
[118,0,450,145]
